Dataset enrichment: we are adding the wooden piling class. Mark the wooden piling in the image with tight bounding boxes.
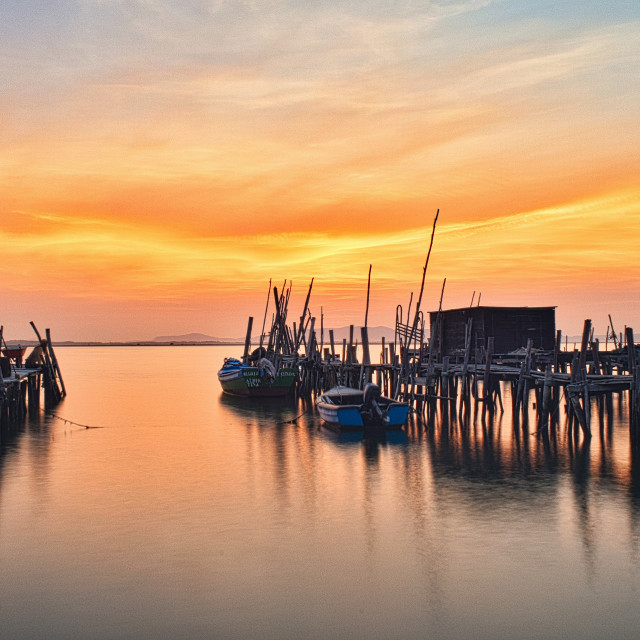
[540,365,553,432]
[483,337,494,403]
[242,316,254,363]
[30,321,62,406]
[627,328,640,438]
[46,328,66,398]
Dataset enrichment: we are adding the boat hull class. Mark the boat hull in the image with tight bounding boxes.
[316,403,365,428]
[218,363,297,398]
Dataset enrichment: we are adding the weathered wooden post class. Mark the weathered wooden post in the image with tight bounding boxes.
[389,341,397,398]
[259,279,272,349]
[483,337,494,403]
[554,330,562,373]
[46,328,66,399]
[591,338,601,375]
[0,357,6,428]
[242,316,254,363]
[458,319,473,420]
[579,319,592,435]
[515,339,532,419]
[360,326,371,388]
[461,317,473,402]
[564,320,593,440]
[540,364,553,432]
[609,314,620,350]
[441,355,450,422]
[28,373,39,415]
[364,264,372,328]
[307,317,316,359]
[566,350,579,431]
[626,327,640,439]
[31,321,61,405]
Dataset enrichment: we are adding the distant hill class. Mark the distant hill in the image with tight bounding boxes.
[152,332,240,343]
[151,326,396,345]
[2,330,618,349]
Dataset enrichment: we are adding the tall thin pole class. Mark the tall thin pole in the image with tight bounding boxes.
[609,314,619,350]
[364,264,372,328]
[295,278,314,351]
[242,317,254,362]
[259,279,272,349]
[395,210,440,400]
[408,209,439,346]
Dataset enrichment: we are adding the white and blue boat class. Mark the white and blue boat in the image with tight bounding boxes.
[316,383,409,431]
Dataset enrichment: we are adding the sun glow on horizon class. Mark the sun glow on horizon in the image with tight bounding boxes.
[2,185,638,340]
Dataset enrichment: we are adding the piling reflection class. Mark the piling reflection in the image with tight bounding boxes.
[216,381,640,535]
[408,382,640,576]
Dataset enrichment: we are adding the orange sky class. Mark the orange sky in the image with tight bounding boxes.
[1,2,639,341]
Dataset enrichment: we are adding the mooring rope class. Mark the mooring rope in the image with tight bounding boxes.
[283,411,306,424]
[47,412,105,429]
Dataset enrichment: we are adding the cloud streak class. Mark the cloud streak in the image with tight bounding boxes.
[3,188,637,300]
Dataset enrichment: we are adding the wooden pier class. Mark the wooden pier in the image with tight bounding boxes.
[234,215,639,444]
[289,317,640,443]
[0,323,66,428]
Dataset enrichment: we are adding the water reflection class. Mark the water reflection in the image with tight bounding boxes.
[195,380,640,545]
[217,391,302,424]
[4,348,640,640]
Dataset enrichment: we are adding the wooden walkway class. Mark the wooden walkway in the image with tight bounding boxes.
[294,319,640,444]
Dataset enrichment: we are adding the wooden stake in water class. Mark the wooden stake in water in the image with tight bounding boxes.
[364,264,372,329]
[259,279,272,349]
[409,209,439,347]
[242,317,254,363]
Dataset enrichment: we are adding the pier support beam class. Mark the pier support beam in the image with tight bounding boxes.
[627,328,640,441]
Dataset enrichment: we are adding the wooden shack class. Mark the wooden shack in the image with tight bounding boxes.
[429,306,556,355]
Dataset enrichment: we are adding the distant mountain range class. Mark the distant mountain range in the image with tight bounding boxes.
[152,332,236,343]
[3,326,395,347]
[152,326,398,345]
[4,326,603,348]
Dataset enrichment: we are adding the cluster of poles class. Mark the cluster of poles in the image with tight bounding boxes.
[240,211,442,396]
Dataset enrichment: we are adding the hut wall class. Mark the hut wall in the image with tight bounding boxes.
[430,306,556,355]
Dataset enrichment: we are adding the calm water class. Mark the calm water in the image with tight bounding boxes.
[2,346,640,640]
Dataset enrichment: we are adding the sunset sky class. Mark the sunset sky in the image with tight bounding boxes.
[2,1,639,341]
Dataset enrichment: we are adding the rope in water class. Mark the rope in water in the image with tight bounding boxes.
[283,411,306,424]
[47,412,105,429]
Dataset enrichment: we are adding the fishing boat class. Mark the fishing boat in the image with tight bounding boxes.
[316,383,409,431]
[217,356,297,398]
[217,278,309,398]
